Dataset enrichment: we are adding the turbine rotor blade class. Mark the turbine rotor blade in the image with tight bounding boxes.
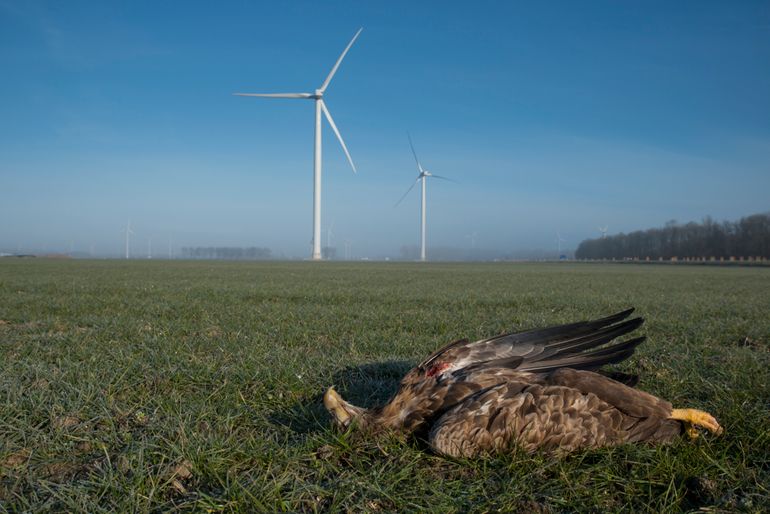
[407,132,424,173]
[428,174,456,183]
[233,93,313,99]
[319,28,363,93]
[394,177,420,207]
[320,100,357,173]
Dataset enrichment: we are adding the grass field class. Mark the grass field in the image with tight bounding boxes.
[0,259,768,512]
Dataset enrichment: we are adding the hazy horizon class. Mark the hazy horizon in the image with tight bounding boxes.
[2,1,769,260]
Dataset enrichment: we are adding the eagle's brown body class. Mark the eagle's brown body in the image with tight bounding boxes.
[324,310,722,457]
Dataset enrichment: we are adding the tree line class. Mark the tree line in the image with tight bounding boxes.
[575,213,770,260]
[180,247,272,260]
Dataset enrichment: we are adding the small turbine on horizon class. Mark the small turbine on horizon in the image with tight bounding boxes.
[124,220,134,260]
[326,219,335,250]
[466,231,478,249]
[556,232,566,257]
[395,134,454,262]
[234,28,362,261]
[599,226,608,239]
[324,219,336,259]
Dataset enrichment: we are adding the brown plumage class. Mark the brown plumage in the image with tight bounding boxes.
[324,309,722,457]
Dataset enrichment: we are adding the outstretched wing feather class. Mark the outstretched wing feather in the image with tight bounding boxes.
[416,309,638,373]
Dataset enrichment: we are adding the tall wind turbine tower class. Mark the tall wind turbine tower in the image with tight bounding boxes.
[235,28,362,261]
[599,226,608,239]
[395,134,454,262]
[124,220,134,260]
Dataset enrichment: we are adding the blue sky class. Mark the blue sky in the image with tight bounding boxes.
[1,1,769,258]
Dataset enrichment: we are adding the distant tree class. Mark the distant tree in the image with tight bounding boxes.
[180,246,272,260]
[575,213,770,260]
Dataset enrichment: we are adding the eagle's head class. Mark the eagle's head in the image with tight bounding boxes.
[324,386,367,430]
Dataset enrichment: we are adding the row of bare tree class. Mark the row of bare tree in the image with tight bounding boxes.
[180,247,272,260]
[575,213,770,260]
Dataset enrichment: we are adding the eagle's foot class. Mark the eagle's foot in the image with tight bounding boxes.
[670,408,723,438]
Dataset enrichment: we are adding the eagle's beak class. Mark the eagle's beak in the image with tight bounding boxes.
[324,386,363,429]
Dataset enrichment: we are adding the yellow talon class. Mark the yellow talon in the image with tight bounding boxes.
[670,408,723,437]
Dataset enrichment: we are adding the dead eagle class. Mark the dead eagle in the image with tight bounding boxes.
[324,309,722,457]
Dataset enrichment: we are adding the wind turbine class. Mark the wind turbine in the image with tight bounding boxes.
[395,134,454,262]
[234,28,362,261]
[124,220,134,260]
[326,219,335,250]
[556,232,566,258]
[466,231,478,249]
[599,226,608,239]
[323,219,335,259]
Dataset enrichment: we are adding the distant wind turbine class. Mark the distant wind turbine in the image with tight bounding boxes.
[599,226,608,239]
[395,134,454,262]
[323,219,336,259]
[124,220,134,260]
[234,28,362,261]
[466,231,478,249]
[326,219,335,249]
[556,232,566,257]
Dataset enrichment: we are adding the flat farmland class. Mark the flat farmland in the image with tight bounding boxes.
[0,260,768,512]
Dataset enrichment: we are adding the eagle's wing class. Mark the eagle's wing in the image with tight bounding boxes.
[402,309,643,385]
[378,309,646,434]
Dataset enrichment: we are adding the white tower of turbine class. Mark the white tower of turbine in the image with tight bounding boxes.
[556,232,566,257]
[466,232,478,249]
[326,219,335,249]
[323,219,336,260]
[395,134,454,262]
[124,220,134,260]
[234,28,362,261]
[599,226,608,239]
